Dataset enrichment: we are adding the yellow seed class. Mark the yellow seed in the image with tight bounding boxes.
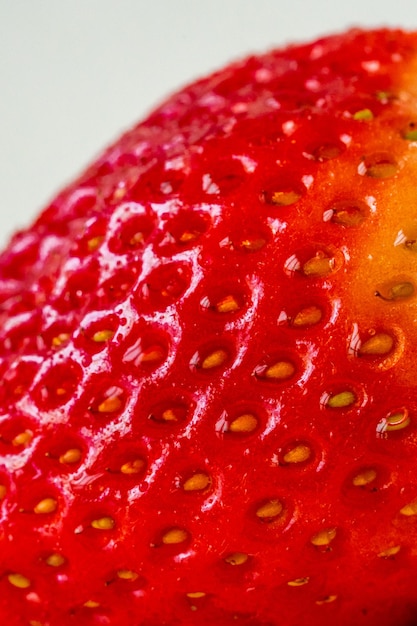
[179,231,199,243]
[268,190,301,206]
[201,349,228,369]
[161,528,188,545]
[45,553,66,567]
[256,499,283,520]
[224,552,249,565]
[283,444,311,464]
[59,448,82,464]
[378,545,401,558]
[353,108,374,121]
[216,295,240,313]
[288,577,310,587]
[384,410,410,432]
[12,431,32,447]
[29,621,44,626]
[229,413,258,433]
[240,237,266,251]
[129,231,144,245]
[84,600,100,608]
[352,468,377,487]
[8,573,31,589]
[117,569,139,581]
[292,306,322,327]
[186,591,206,599]
[120,458,145,475]
[265,361,295,380]
[400,502,417,517]
[161,409,178,422]
[0,484,6,500]
[87,236,104,252]
[316,595,337,605]
[303,255,334,277]
[97,396,123,413]
[34,498,57,514]
[137,347,164,363]
[359,333,394,356]
[52,333,70,347]
[224,552,248,566]
[327,391,356,409]
[91,516,115,530]
[55,388,67,396]
[311,528,337,547]
[92,329,115,342]
[183,472,211,492]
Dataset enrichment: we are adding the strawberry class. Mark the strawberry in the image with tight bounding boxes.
[2,27,417,626]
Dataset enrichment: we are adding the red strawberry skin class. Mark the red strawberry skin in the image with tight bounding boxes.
[2,28,417,626]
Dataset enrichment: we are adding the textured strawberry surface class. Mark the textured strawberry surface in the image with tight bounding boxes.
[1,28,417,626]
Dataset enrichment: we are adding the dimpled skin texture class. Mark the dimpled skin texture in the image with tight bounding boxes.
[2,28,417,626]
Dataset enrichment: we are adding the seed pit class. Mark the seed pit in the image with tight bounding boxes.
[139,263,191,310]
[148,394,193,426]
[108,212,155,254]
[88,383,126,417]
[157,210,211,253]
[33,360,83,410]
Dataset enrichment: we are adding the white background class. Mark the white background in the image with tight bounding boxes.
[0,0,416,247]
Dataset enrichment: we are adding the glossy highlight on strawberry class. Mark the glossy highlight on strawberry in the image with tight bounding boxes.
[1,28,417,626]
